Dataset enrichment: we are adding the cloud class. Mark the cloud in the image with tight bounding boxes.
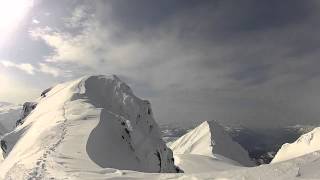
[30,24,109,66]
[22,0,320,128]
[0,60,63,77]
[0,60,35,74]
[38,63,61,77]
[32,19,40,24]
[0,71,40,103]
[64,5,91,28]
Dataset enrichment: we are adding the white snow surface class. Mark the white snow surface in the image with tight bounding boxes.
[0,75,177,179]
[272,127,320,163]
[0,102,21,135]
[173,154,242,173]
[169,120,254,166]
[1,75,320,179]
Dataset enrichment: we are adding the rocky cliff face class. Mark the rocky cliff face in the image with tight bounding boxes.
[15,102,37,127]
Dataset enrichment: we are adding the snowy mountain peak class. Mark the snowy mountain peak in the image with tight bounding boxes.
[169,120,254,166]
[2,76,320,179]
[272,127,320,163]
[0,75,179,179]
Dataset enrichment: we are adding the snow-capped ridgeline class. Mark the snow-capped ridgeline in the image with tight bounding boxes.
[0,75,178,179]
[2,75,320,179]
[272,127,320,163]
[169,120,254,166]
[0,102,22,135]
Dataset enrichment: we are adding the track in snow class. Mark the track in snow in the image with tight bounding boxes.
[27,103,69,180]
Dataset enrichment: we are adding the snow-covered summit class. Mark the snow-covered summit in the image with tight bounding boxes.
[0,75,178,179]
[169,120,254,166]
[272,127,320,163]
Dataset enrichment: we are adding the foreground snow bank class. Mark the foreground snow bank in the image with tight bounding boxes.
[173,154,242,173]
[169,120,254,167]
[0,75,178,179]
[272,127,320,163]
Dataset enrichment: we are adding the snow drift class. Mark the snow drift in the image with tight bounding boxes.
[0,75,178,179]
[272,127,320,163]
[169,120,254,166]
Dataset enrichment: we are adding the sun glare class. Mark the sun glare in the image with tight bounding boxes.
[0,0,34,47]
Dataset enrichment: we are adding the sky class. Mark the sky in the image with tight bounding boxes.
[0,0,320,128]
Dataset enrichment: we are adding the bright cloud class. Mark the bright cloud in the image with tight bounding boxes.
[0,60,35,75]
[0,60,62,77]
[32,19,40,24]
[0,72,40,103]
[39,63,60,77]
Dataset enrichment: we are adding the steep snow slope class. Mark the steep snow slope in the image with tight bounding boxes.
[0,102,21,135]
[0,75,178,179]
[169,120,254,166]
[272,127,320,163]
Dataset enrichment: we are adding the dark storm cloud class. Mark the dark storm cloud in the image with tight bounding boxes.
[95,0,315,37]
[93,0,320,81]
[229,64,272,86]
[210,0,314,32]
[6,0,320,128]
[92,0,202,30]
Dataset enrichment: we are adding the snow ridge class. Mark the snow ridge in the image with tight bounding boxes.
[272,127,320,163]
[169,120,254,166]
[0,75,178,179]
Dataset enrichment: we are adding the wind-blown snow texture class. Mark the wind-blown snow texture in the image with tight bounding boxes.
[0,75,178,179]
[169,120,254,166]
[272,127,320,163]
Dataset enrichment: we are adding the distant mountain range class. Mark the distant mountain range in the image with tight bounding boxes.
[161,123,316,164]
[0,102,22,136]
[1,75,320,179]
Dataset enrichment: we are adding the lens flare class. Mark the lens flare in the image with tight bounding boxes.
[0,0,34,47]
